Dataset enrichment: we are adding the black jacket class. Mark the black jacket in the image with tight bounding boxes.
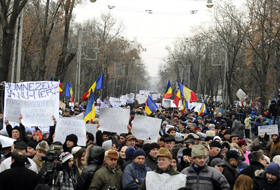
[238,161,264,179]
[253,172,280,190]
[145,154,157,171]
[77,146,104,190]
[222,159,239,190]
[0,163,39,190]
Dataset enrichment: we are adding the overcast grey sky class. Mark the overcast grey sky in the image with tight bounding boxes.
[74,0,245,78]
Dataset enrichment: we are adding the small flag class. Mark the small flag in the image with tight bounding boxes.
[198,100,206,116]
[173,90,181,107]
[83,89,95,122]
[82,73,104,100]
[145,95,158,115]
[163,80,172,99]
[50,76,54,81]
[65,82,73,103]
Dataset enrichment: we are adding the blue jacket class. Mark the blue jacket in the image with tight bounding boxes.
[122,161,151,190]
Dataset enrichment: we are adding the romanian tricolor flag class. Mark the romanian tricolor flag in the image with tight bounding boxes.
[83,89,95,123]
[65,82,73,103]
[163,80,172,99]
[82,73,104,100]
[50,76,63,94]
[173,90,181,107]
[178,81,197,103]
[145,95,158,115]
[198,100,206,116]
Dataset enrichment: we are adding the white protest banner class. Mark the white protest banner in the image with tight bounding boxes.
[236,89,247,100]
[162,99,171,108]
[127,94,134,99]
[86,124,98,143]
[146,172,186,190]
[5,98,21,123]
[258,125,278,136]
[109,97,120,102]
[0,135,16,148]
[4,81,60,127]
[54,118,86,146]
[99,108,130,133]
[20,100,54,126]
[139,90,145,94]
[111,100,122,108]
[131,116,161,142]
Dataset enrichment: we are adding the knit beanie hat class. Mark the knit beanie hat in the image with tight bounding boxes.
[183,148,192,156]
[133,149,146,159]
[265,162,279,177]
[156,148,172,160]
[237,139,247,147]
[36,141,49,152]
[147,143,160,153]
[71,146,82,155]
[191,145,207,158]
[102,140,112,150]
[33,131,43,141]
[65,134,78,145]
[12,126,20,132]
[272,155,280,166]
[209,141,222,149]
[60,152,73,163]
[27,140,38,150]
[125,146,136,159]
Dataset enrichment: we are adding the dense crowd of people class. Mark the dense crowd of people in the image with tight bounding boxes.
[0,98,280,190]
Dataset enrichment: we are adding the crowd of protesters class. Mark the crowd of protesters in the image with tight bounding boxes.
[0,97,280,190]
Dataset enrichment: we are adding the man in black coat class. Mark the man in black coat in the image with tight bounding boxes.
[208,141,223,166]
[0,151,38,190]
[145,143,160,171]
[238,151,266,179]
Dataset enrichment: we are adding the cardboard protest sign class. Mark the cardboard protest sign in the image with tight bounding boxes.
[4,81,60,127]
[131,116,161,142]
[54,118,86,146]
[20,100,54,126]
[85,124,98,143]
[0,135,16,148]
[5,98,21,123]
[162,99,171,108]
[99,108,130,133]
[258,125,278,136]
[146,172,186,190]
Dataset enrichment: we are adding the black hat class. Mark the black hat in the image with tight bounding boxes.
[209,141,222,149]
[14,140,27,149]
[164,136,175,142]
[183,148,192,156]
[102,131,111,136]
[147,143,160,153]
[230,134,239,138]
[224,129,231,135]
[226,150,243,160]
[251,145,265,152]
[65,134,78,146]
[27,140,37,150]
[12,126,20,132]
[120,133,127,138]
[86,132,94,141]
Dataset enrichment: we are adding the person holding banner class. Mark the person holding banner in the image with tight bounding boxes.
[5,117,29,143]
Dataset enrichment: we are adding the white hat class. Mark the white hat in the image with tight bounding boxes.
[71,146,82,155]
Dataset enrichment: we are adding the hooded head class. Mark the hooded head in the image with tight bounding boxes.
[85,145,105,165]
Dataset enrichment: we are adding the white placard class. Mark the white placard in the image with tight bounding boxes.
[146,172,186,190]
[20,100,54,126]
[86,124,98,143]
[127,94,134,99]
[109,97,120,102]
[139,90,145,94]
[4,81,60,127]
[162,99,171,108]
[258,125,278,135]
[131,116,161,142]
[111,100,122,108]
[0,135,16,148]
[236,89,247,100]
[54,118,86,146]
[99,108,130,133]
[5,98,21,123]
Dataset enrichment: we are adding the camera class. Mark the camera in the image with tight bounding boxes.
[41,144,62,172]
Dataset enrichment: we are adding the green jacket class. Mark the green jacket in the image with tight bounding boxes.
[89,164,122,190]
[139,165,179,190]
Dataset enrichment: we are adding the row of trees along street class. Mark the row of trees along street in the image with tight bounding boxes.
[158,0,280,110]
[0,0,150,100]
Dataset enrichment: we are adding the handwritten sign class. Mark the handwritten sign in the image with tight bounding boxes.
[131,116,161,142]
[4,81,60,127]
[99,108,130,133]
[5,98,21,123]
[54,118,86,146]
[20,100,54,126]
[85,124,98,143]
[258,125,278,135]
[162,99,171,108]
[146,172,186,190]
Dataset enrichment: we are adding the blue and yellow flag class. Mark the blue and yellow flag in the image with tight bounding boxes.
[65,82,73,103]
[83,89,95,123]
[145,95,158,115]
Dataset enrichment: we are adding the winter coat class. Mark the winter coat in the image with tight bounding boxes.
[251,136,272,155]
[139,165,179,190]
[77,146,104,190]
[122,161,151,190]
[88,164,122,190]
[238,160,248,172]
[209,152,224,166]
[244,117,251,129]
[252,119,262,136]
[181,164,230,190]
[238,161,264,179]
[145,154,157,171]
[0,163,39,190]
[55,170,77,190]
[269,138,280,159]
[0,156,38,173]
[222,159,239,190]
[6,123,30,143]
[253,171,280,190]
[231,120,245,139]
[269,104,277,117]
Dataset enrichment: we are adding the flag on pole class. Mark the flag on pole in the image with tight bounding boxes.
[163,80,172,99]
[198,100,206,116]
[82,73,104,100]
[50,76,63,94]
[50,76,54,81]
[83,89,95,122]
[65,82,73,103]
[173,90,181,107]
[145,95,158,115]
[178,81,197,103]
